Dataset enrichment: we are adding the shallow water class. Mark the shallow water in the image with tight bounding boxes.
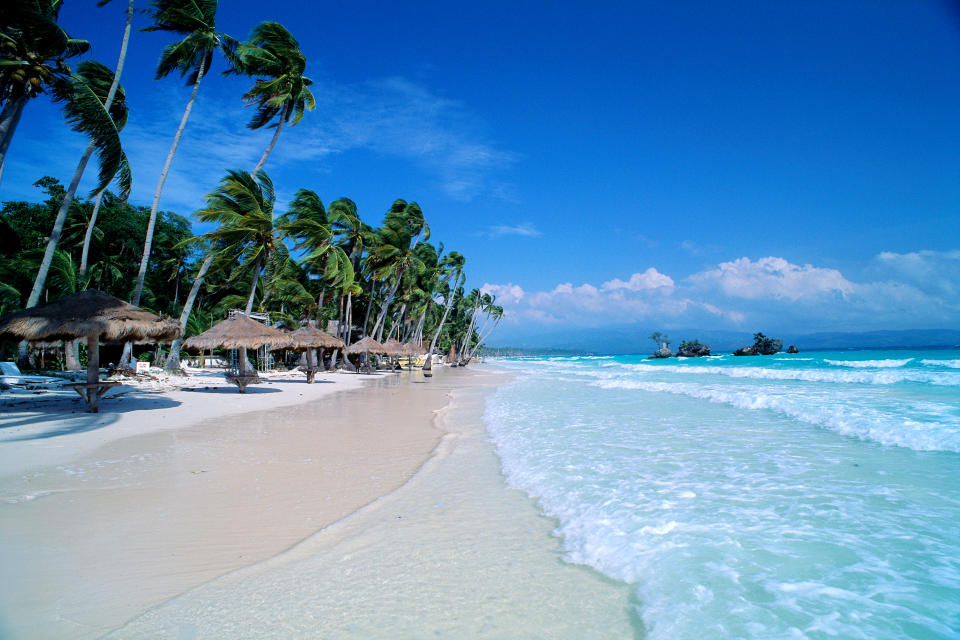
[487,351,960,639]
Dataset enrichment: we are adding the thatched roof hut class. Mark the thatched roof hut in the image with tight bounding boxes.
[0,289,181,412]
[0,289,180,344]
[344,336,387,355]
[381,338,406,357]
[184,314,291,351]
[287,325,345,350]
[403,341,426,355]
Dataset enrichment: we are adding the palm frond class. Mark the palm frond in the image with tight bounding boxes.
[52,72,131,198]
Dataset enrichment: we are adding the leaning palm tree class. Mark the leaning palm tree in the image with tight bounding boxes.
[23,62,130,310]
[329,197,374,345]
[194,170,278,314]
[225,21,315,175]
[77,0,138,281]
[0,0,91,183]
[366,200,429,341]
[16,62,132,367]
[422,252,464,372]
[130,0,235,310]
[277,189,353,323]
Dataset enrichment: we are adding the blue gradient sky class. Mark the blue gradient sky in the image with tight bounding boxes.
[4,1,960,344]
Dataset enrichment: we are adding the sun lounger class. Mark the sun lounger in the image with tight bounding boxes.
[0,362,63,388]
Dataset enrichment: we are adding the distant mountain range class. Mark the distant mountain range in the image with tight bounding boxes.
[487,328,960,355]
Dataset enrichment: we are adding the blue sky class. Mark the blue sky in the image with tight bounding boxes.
[4,1,960,345]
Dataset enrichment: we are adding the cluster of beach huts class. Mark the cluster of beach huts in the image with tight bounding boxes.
[0,289,432,412]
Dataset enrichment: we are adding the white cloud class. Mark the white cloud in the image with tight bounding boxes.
[487,223,541,237]
[481,283,525,304]
[602,268,674,292]
[874,250,960,297]
[688,256,855,301]
[485,252,960,334]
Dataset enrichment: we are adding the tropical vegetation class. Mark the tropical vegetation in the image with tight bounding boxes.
[0,0,500,373]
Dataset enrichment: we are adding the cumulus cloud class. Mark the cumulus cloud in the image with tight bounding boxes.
[602,268,674,292]
[480,283,525,304]
[688,256,855,301]
[484,252,960,335]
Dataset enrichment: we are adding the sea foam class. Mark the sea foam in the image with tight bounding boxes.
[486,354,960,639]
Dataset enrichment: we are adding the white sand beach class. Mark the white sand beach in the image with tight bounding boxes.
[0,364,634,639]
[0,367,453,638]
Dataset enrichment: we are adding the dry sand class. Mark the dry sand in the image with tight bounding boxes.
[0,365,477,639]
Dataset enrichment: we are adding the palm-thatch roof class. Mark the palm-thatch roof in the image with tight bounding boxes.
[381,338,406,357]
[0,289,181,343]
[403,341,426,355]
[344,336,387,355]
[287,325,345,350]
[184,314,292,350]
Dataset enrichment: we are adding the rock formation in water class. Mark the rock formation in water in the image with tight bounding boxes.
[733,332,783,356]
[678,340,711,357]
[787,345,799,353]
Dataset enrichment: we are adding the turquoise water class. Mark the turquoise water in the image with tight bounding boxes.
[486,351,960,639]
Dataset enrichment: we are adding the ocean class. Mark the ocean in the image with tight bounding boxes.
[486,350,960,639]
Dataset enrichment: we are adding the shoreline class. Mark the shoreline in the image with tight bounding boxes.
[107,365,636,639]
[0,365,491,639]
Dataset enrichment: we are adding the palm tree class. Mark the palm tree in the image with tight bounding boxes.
[0,0,91,183]
[226,21,315,175]
[23,62,130,308]
[78,0,138,281]
[366,200,429,341]
[467,299,503,363]
[277,189,353,324]
[423,251,464,373]
[329,197,373,345]
[194,170,278,314]
[130,0,235,311]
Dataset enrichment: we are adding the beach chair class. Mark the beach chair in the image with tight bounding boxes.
[0,361,63,388]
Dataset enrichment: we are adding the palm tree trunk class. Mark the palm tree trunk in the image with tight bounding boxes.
[344,291,354,344]
[78,0,134,281]
[459,301,481,363]
[361,285,377,338]
[244,253,264,314]
[26,142,96,310]
[468,318,501,360]
[423,271,460,373]
[165,254,213,372]
[78,190,104,279]
[0,96,28,187]
[251,119,284,176]
[131,55,207,308]
[371,277,402,340]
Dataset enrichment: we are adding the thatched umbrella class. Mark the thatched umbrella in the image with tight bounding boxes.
[0,290,181,412]
[403,341,426,356]
[344,336,387,371]
[382,338,406,358]
[344,336,387,355]
[185,314,291,391]
[287,326,345,382]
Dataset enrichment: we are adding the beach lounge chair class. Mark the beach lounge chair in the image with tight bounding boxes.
[0,361,62,388]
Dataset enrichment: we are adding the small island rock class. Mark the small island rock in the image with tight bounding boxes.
[678,340,711,357]
[648,347,674,359]
[786,345,799,353]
